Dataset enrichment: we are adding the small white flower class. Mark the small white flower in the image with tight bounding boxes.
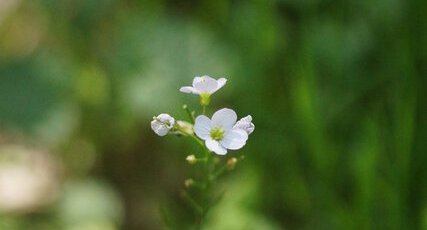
[233,115,255,135]
[180,75,227,96]
[194,108,248,155]
[151,114,175,136]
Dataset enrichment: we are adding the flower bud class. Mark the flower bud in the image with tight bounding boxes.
[186,155,197,164]
[184,178,194,188]
[177,120,194,135]
[226,157,238,170]
[151,114,175,136]
[233,115,255,135]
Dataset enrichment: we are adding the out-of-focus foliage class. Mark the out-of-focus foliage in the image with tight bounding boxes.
[0,0,426,229]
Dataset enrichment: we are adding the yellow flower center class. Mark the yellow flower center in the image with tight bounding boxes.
[210,127,225,141]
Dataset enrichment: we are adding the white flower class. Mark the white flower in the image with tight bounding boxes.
[233,115,255,135]
[180,75,227,95]
[194,108,248,155]
[151,114,175,136]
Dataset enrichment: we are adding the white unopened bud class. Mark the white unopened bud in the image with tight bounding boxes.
[151,114,175,136]
[233,115,255,135]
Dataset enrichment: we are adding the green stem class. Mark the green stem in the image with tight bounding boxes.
[181,190,203,215]
[210,163,228,181]
[176,125,204,148]
[189,134,204,148]
[182,104,195,123]
[181,124,223,229]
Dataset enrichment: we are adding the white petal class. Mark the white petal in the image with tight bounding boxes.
[192,76,203,87]
[157,114,175,128]
[220,128,248,150]
[194,76,218,94]
[180,86,199,94]
[206,139,227,155]
[213,78,227,93]
[211,108,237,130]
[194,115,212,140]
[156,126,170,136]
[151,120,169,136]
[246,125,255,135]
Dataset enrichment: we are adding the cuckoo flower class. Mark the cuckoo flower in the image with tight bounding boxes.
[194,108,248,155]
[180,76,227,95]
[151,114,175,136]
[180,76,227,106]
[233,115,255,135]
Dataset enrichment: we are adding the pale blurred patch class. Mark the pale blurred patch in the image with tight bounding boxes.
[58,180,123,230]
[0,2,45,59]
[66,222,116,230]
[75,66,110,107]
[205,170,281,230]
[34,104,80,147]
[0,145,60,214]
[0,0,20,26]
[116,16,234,118]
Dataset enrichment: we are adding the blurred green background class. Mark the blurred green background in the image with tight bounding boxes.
[0,0,426,229]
